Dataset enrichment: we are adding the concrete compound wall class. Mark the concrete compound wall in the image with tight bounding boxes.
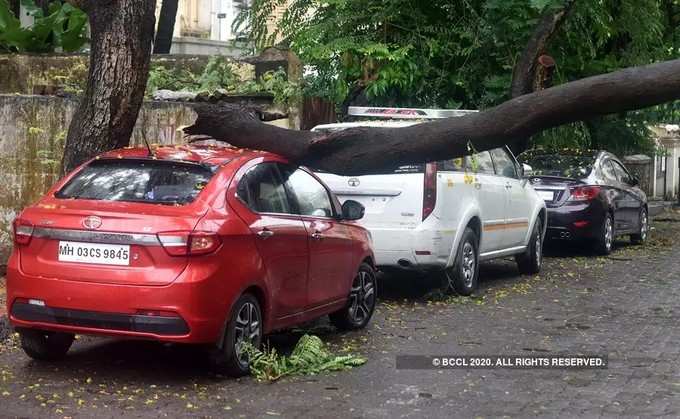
[0,54,255,95]
[0,53,300,265]
[0,95,198,264]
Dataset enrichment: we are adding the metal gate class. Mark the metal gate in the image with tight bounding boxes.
[301,97,336,131]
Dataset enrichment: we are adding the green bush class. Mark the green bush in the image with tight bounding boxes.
[0,0,88,53]
[147,57,301,108]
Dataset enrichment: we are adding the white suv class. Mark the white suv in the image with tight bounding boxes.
[313,107,547,295]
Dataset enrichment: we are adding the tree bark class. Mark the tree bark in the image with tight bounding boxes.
[185,59,680,176]
[154,0,178,54]
[61,0,157,173]
[8,0,19,17]
[509,0,575,153]
[510,1,574,98]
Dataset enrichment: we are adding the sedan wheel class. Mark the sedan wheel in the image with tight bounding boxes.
[233,301,262,370]
[330,263,377,331]
[631,208,648,245]
[209,293,262,377]
[595,214,614,255]
[18,329,74,361]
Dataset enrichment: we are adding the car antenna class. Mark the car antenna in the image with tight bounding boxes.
[142,137,156,158]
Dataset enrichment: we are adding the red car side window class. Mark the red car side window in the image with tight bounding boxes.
[237,163,294,214]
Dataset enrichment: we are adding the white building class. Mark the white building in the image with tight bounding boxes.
[652,124,680,200]
[159,0,252,56]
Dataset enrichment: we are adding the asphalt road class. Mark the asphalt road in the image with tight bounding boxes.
[1,211,679,418]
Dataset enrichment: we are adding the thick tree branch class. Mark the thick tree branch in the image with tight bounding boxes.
[509,1,575,154]
[510,1,575,98]
[185,59,680,176]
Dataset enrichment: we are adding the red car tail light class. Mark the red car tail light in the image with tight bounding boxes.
[158,232,221,256]
[13,219,34,245]
[568,186,601,202]
[422,162,438,220]
[189,232,222,255]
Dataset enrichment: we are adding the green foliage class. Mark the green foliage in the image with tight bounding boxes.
[0,0,88,53]
[239,0,678,154]
[147,57,240,94]
[196,56,241,92]
[235,68,301,108]
[147,65,200,93]
[147,57,300,108]
[238,0,570,107]
[244,334,366,382]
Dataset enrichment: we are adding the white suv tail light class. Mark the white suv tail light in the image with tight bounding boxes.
[422,163,437,220]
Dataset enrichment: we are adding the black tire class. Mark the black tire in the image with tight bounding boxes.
[209,293,262,377]
[631,207,648,245]
[443,227,480,296]
[330,263,377,331]
[516,218,543,275]
[595,213,615,255]
[18,328,74,361]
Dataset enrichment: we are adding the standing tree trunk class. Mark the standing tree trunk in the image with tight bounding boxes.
[154,0,179,54]
[8,0,20,17]
[62,0,157,173]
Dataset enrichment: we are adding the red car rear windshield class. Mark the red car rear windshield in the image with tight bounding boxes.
[55,159,217,205]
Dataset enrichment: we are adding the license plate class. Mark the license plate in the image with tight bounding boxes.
[537,190,555,201]
[58,241,130,266]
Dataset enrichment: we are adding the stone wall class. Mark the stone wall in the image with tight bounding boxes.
[0,95,198,264]
[623,155,653,197]
[0,54,255,95]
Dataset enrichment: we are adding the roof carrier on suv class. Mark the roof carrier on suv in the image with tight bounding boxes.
[347,106,478,119]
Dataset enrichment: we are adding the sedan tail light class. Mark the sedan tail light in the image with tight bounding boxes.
[568,186,601,202]
[13,219,34,245]
[158,231,221,256]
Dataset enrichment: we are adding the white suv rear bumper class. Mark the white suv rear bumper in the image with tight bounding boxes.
[371,226,456,271]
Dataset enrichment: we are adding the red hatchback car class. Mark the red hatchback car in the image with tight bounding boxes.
[6,143,376,376]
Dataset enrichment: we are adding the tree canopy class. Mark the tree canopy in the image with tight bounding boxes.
[237,0,679,155]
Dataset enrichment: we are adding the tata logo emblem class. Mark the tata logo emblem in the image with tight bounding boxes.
[348,178,360,187]
[532,178,542,184]
[82,216,102,230]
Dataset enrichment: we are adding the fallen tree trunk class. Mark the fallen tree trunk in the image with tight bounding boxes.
[185,59,680,175]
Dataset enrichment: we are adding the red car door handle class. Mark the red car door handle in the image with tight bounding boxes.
[311,231,324,240]
[257,229,275,239]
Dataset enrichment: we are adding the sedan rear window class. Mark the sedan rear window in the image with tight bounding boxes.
[520,153,595,179]
[56,159,216,205]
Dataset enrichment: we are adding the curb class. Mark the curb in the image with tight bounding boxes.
[649,202,674,217]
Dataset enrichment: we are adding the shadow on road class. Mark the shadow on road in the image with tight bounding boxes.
[543,239,635,258]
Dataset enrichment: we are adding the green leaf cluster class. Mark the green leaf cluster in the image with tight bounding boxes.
[244,334,366,382]
[239,0,679,153]
[147,57,301,108]
[0,0,88,53]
